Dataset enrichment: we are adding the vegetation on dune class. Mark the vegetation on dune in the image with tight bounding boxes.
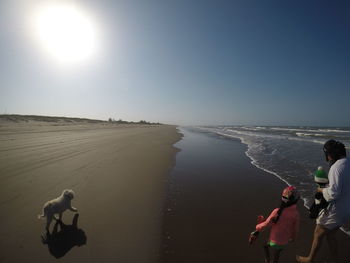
[108,117,161,125]
[0,114,161,125]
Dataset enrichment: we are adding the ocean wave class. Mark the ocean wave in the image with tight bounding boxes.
[240,126,267,131]
[225,128,289,140]
[222,128,327,145]
[271,127,350,134]
[296,132,326,137]
[270,127,319,132]
[318,129,350,133]
[215,126,347,151]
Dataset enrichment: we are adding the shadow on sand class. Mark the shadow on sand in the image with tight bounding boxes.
[41,213,87,258]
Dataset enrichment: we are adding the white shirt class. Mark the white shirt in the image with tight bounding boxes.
[323,157,350,222]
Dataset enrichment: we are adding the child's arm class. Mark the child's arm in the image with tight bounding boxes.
[248,215,265,244]
[256,208,279,232]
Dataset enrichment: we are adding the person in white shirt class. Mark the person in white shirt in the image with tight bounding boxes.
[297,140,350,263]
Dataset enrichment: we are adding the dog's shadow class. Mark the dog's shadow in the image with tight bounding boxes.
[41,213,87,258]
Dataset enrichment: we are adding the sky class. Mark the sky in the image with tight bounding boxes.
[1,0,350,126]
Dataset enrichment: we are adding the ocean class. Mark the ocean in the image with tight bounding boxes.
[193,126,350,208]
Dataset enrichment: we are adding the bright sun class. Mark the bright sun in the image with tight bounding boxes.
[32,2,98,65]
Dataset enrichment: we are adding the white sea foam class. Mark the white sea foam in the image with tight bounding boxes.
[245,144,291,187]
[318,129,349,133]
[270,127,318,132]
[271,127,350,134]
[296,132,326,137]
[296,133,313,137]
[223,127,326,145]
[240,126,266,131]
[215,131,291,185]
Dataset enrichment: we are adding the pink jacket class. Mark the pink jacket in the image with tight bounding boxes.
[256,204,299,245]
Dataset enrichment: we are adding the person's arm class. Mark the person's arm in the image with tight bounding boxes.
[256,208,278,232]
[322,165,343,202]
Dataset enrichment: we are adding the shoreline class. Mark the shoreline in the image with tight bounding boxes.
[160,127,350,263]
[199,127,350,233]
[206,128,350,237]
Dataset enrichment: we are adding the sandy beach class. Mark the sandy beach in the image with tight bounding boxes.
[0,119,181,263]
[160,128,350,263]
[1,120,349,263]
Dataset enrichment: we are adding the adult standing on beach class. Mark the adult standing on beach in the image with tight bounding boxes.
[297,140,350,263]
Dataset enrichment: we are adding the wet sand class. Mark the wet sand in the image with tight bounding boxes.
[160,128,350,263]
[0,120,181,263]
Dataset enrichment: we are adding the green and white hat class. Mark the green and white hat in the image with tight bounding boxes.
[314,166,328,184]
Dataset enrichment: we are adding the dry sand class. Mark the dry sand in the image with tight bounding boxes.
[0,120,181,263]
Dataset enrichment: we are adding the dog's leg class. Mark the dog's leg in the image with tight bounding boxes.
[46,214,53,232]
[52,220,59,234]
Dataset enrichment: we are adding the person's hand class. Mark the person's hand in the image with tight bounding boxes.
[248,231,259,244]
[317,187,323,193]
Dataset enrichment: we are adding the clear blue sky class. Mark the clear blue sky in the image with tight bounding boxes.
[1,0,349,126]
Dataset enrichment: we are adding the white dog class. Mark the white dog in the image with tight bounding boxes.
[38,189,78,230]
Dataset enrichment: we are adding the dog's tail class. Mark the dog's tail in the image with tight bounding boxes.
[38,203,49,219]
[38,214,45,219]
[38,208,46,219]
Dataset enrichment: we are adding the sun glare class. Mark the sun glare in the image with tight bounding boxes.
[32,2,98,65]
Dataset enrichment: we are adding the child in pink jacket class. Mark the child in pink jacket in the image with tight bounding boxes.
[249,186,300,263]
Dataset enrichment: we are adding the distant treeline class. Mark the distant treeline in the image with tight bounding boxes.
[108,118,161,125]
[0,114,161,125]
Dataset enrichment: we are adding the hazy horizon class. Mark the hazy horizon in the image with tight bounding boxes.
[1,0,350,126]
